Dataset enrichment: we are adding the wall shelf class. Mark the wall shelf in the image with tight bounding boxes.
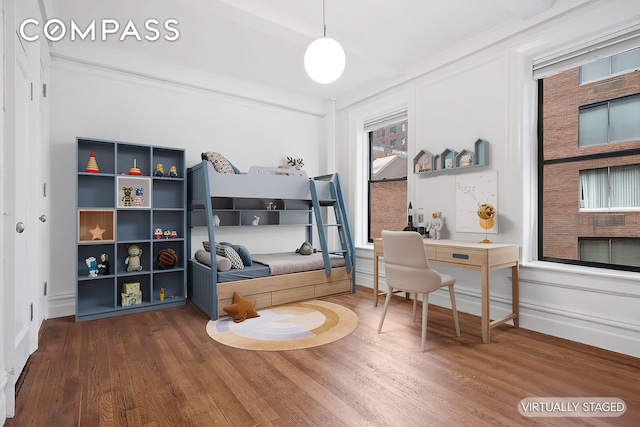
[414,138,489,175]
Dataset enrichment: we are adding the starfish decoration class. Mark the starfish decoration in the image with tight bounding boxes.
[223,291,260,323]
[88,224,106,240]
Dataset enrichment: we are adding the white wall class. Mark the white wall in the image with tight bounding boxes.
[48,49,329,318]
[337,0,640,358]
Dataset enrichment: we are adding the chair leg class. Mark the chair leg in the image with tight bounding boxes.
[412,294,418,322]
[378,286,394,333]
[448,284,461,337]
[421,293,429,352]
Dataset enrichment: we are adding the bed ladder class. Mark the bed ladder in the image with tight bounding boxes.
[309,173,355,278]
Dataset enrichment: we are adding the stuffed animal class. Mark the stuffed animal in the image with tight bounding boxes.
[125,245,143,271]
[121,187,134,207]
[155,163,164,176]
[251,216,260,226]
[296,241,317,255]
[213,215,220,226]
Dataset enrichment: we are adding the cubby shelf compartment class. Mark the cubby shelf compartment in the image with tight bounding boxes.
[76,137,186,322]
[207,196,312,227]
[414,138,489,175]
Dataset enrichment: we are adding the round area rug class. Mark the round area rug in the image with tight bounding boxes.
[206,300,358,351]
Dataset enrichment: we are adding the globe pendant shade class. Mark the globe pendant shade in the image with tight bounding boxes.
[304,37,345,84]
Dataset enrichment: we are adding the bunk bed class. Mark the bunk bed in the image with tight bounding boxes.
[187,157,356,320]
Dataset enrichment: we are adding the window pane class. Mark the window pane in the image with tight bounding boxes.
[611,239,640,267]
[580,57,610,84]
[578,104,609,146]
[579,239,610,263]
[609,96,640,142]
[579,168,609,208]
[610,164,640,208]
[612,47,640,75]
[369,119,408,181]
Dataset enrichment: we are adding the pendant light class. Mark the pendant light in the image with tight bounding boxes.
[304,0,345,84]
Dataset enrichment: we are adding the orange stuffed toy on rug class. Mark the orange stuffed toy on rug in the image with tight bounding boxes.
[223,291,260,323]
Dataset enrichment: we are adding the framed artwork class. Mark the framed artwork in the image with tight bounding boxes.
[455,171,498,234]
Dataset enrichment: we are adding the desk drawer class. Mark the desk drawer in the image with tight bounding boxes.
[435,246,486,266]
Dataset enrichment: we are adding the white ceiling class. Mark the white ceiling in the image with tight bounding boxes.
[47,0,567,103]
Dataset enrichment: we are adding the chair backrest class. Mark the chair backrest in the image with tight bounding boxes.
[381,230,443,294]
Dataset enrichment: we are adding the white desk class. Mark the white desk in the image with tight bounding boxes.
[373,238,519,344]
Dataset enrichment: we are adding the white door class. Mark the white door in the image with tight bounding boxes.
[4,0,46,417]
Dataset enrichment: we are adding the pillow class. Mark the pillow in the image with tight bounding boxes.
[203,151,235,174]
[223,291,259,323]
[220,242,252,266]
[195,249,231,272]
[203,241,211,252]
[215,243,244,269]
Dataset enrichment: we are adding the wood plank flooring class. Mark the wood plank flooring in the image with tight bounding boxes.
[6,286,640,426]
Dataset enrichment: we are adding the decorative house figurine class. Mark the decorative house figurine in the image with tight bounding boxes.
[168,165,178,177]
[85,153,100,173]
[86,256,99,277]
[129,159,142,175]
[122,187,134,207]
[154,228,163,239]
[155,163,164,176]
[98,253,110,275]
[134,188,144,206]
[252,216,260,226]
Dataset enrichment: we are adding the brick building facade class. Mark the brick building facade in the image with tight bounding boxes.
[542,67,640,262]
[369,120,408,240]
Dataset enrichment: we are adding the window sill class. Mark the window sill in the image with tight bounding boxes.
[520,259,640,281]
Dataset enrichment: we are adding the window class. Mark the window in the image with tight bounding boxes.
[366,110,408,242]
[578,95,640,146]
[579,165,640,209]
[538,40,640,271]
[580,47,640,84]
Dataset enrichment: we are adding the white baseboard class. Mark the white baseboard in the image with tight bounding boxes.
[46,292,75,319]
[1,370,10,421]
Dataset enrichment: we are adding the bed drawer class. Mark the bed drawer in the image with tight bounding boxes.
[272,285,315,306]
[435,246,487,266]
[315,280,351,297]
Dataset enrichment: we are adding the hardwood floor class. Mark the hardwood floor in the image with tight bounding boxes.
[6,286,640,426]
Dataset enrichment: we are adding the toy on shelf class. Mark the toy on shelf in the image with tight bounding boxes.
[160,287,165,301]
[251,216,260,226]
[157,248,178,269]
[122,187,134,207]
[121,282,142,306]
[154,228,163,239]
[125,245,143,272]
[171,230,177,238]
[287,157,304,170]
[163,230,171,239]
[427,211,443,240]
[98,253,110,275]
[88,224,106,240]
[168,166,178,177]
[85,256,99,277]
[134,188,144,206]
[155,163,164,176]
[129,159,142,176]
[213,215,220,226]
[85,153,100,173]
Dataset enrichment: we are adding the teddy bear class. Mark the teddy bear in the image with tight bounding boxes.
[122,187,134,207]
[125,245,143,271]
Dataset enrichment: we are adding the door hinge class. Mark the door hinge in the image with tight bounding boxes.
[44,281,47,296]
[30,82,33,101]
[43,182,47,197]
[43,83,47,98]
[30,303,33,321]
